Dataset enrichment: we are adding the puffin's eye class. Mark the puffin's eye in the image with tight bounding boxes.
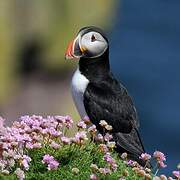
[91,34,96,42]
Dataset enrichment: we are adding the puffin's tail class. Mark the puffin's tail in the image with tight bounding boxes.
[113,128,149,167]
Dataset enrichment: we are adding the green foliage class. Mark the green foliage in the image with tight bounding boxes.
[0,142,146,180]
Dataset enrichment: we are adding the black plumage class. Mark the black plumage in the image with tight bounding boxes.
[79,42,145,165]
[66,26,146,166]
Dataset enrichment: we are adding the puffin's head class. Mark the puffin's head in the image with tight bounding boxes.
[65,26,108,60]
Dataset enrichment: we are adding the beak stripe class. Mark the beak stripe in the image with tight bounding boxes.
[65,40,75,59]
[80,46,87,53]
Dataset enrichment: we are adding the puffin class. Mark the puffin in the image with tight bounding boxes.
[65,26,145,165]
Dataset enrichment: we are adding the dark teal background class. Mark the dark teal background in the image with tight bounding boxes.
[110,0,180,175]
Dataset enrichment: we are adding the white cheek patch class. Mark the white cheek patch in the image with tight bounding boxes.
[80,32,108,58]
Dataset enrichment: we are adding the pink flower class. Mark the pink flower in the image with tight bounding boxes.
[55,116,66,124]
[75,131,87,141]
[104,133,113,142]
[77,121,87,129]
[21,159,29,170]
[95,134,104,142]
[42,154,54,164]
[88,125,97,134]
[47,160,59,170]
[153,151,166,161]
[0,117,6,134]
[98,144,108,153]
[103,152,116,169]
[33,143,42,149]
[42,154,59,170]
[111,163,118,171]
[140,153,151,161]
[126,160,134,166]
[48,127,62,137]
[90,173,98,180]
[99,167,111,175]
[173,171,180,178]
[50,142,61,149]
[61,136,70,145]
[158,161,167,168]
[83,116,91,125]
[64,115,73,128]
[26,142,33,149]
[15,168,25,180]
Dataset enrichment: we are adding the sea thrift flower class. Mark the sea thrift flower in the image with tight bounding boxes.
[42,154,59,170]
[137,169,146,177]
[61,136,71,145]
[172,171,180,178]
[33,142,42,149]
[99,120,108,127]
[107,141,116,149]
[122,169,129,177]
[111,163,118,171]
[25,142,33,149]
[83,116,91,125]
[21,159,29,170]
[90,164,99,172]
[55,116,66,124]
[98,144,108,153]
[104,153,114,164]
[88,125,97,134]
[47,160,59,170]
[2,169,10,175]
[153,151,166,162]
[64,115,73,128]
[21,155,31,170]
[8,159,15,167]
[72,167,79,175]
[140,153,151,161]
[145,168,151,173]
[0,116,6,134]
[105,125,113,131]
[75,131,87,141]
[160,174,167,180]
[153,176,161,180]
[90,173,98,180]
[103,152,117,171]
[15,168,25,180]
[158,161,167,168]
[145,174,152,180]
[126,160,135,166]
[167,177,173,180]
[121,152,128,160]
[77,121,86,129]
[95,133,104,142]
[104,133,113,142]
[99,167,111,175]
[50,141,61,149]
[42,154,54,164]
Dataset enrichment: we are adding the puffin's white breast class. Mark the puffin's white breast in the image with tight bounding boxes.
[71,68,89,119]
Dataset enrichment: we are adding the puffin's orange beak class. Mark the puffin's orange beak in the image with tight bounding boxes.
[65,36,87,60]
[65,40,76,59]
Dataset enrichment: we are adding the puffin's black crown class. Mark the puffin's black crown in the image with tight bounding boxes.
[78,26,109,43]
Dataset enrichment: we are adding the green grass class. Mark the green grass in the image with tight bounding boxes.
[0,142,147,180]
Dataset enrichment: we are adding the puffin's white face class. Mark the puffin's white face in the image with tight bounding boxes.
[79,31,108,58]
[65,28,108,59]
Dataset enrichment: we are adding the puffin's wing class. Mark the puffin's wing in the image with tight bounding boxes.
[83,79,138,133]
[83,79,145,157]
[114,128,145,157]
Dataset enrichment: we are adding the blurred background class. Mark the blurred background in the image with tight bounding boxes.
[0,0,179,175]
